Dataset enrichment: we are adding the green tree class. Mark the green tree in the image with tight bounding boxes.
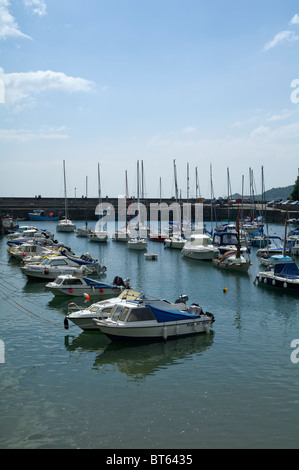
[290,175,299,200]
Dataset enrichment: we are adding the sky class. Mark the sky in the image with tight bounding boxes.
[0,0,299,200]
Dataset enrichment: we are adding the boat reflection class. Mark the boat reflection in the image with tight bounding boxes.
[64,331,214,382]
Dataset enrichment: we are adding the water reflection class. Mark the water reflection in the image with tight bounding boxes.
[64,331,215,382]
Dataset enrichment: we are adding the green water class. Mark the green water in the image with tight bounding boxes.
[0,221,298,449]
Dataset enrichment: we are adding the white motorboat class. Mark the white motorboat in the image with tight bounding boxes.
[46,274,130,297]
[212,250,250,271]
[254,260,299,292]
[93,296,215,341]
[21,255,99,280]
[182,234,219,260]
[64,289,146,330]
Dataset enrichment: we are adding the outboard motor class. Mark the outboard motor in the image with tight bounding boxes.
[113,276,125,286]
[175,294,189,304]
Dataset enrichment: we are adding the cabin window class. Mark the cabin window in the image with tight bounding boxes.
[62,279,83,285]
[50,259,68,266]
[119,307,130,321]
[111,305,125,321]
[127,307,155,322]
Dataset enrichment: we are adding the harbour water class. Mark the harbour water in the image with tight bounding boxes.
[0,220,298,449]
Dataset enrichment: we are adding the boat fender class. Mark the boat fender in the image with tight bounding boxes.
[44,268,49,274]
[163,326,167,340]
[283,282,287,288]
[69,289,73,293]
[64,317,69,329]
[272,280,276,286]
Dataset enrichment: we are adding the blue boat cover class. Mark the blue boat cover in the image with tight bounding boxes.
[83,277,116,288]
[274,263,299,278]
[147,304,201,322]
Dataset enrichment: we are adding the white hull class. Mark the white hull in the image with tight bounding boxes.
[47,285,120,297]
[94,317,213,340]
[88,231,109,242]
[164,238,186,249]
[112,230,131,242]
[57,220,76,232]
[22,265,84,280]
[76,226,91,237]
[128,239,147,250]
[182,248,218,260]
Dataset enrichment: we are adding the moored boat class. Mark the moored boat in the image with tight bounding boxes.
[93,297,215,341]
[28,210,59,221]
[46,274,130,297]
[254,261,299,292]
[212,250,250,271]
[182,234,219,260]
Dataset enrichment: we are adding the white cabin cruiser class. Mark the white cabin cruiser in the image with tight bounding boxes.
[64,289,146,330]
[182,234,219,260]
[93,297,215,341]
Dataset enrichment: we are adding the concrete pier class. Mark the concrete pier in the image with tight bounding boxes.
[0,196,298,224]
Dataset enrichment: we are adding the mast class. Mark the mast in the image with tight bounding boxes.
[187,162,189,202]
[173,159,178,202]
[63,160,68,220]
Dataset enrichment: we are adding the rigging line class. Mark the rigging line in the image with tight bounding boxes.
[0,288,74,328]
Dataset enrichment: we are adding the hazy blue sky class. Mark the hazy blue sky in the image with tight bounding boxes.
[1,0,298,199]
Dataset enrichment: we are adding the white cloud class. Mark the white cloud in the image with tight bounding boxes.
[263,30,299,51]
[24,0,47,16]
[290,14,299,25]
[0,0,31,39]
[267,109,295,121]
[0,126,70,142]
[0,68,95,109]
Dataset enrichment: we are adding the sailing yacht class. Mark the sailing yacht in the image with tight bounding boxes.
[128,161,147,251]
[112,171,131,242]
[88,163,109,242]
[56,160,76,232]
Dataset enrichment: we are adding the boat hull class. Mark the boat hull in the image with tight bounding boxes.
[29,215,59,221]
[95,318,213,341]
[47,285,121,297]
[255,274,299,291]
[182,249,218,260]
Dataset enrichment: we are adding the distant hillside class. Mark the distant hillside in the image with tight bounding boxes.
[232,185,294,202]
